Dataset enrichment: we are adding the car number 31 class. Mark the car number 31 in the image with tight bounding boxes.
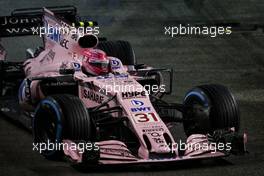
[133,113,160,123]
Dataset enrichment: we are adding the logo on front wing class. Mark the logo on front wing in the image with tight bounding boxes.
[131,100,144,106]
[131,107,151,112]
[130,100,151,112]
[122,91,146,99]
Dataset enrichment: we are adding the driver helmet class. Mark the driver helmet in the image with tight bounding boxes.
[82,49,110,75]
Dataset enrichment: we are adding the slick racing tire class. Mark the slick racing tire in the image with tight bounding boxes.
[33,94,93,160]
[97,40,136,65]
[183,84,240,136]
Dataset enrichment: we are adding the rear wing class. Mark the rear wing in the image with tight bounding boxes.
[0,6,79,37]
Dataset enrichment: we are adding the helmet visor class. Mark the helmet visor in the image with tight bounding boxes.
[89,58,109,72]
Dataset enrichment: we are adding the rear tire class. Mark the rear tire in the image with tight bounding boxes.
[183,84,240,136]
[33,94,93,160]
[97,40,136,65]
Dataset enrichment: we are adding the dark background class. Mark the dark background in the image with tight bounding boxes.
[0,0,264,175]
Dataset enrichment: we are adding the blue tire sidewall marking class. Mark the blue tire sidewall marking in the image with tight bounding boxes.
[184,91,209,107]
[33,98,63,156]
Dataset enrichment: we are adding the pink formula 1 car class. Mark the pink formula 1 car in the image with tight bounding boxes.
[0,6,246,166]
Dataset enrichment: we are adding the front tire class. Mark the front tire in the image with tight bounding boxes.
[183,84,240,136]
[33,94,93,160]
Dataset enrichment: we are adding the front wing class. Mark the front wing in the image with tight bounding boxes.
[63,140,226,165]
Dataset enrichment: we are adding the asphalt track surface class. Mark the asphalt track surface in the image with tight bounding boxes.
[0,0,264,175]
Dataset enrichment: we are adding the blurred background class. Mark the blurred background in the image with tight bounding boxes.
[0,0,263,175]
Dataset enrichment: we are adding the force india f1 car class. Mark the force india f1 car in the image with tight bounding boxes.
[0,6,247,165]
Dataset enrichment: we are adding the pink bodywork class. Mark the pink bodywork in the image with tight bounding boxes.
[19,9,226,164]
